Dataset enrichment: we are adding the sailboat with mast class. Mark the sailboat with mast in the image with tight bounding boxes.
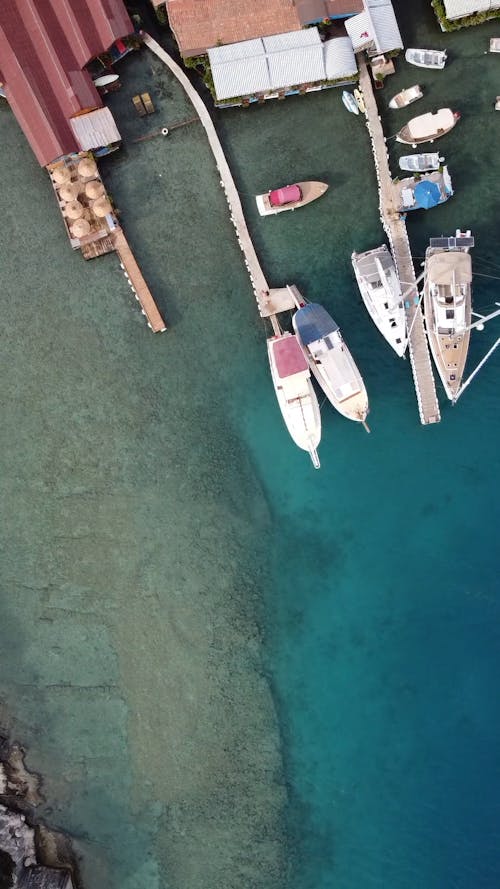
[423,232,474,400]
[352,245,407,356]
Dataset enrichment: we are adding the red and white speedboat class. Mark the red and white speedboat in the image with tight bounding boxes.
[267,332,321,468]
[256,181,328,216]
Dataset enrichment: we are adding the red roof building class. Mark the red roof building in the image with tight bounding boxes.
[162,0,363,57]
[0,0,133,166]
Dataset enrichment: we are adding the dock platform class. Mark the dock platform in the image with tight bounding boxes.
[112,227,167,332]
[358,57,440,425]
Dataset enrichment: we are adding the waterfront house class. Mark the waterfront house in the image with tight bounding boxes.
[345,0,403,55]
[442,0,500,17]
[0,0,133,167]
[160,0,363,58]
[207,28,357,107]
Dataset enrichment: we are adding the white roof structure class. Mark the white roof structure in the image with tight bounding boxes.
[69,108,121,150]
[208,29,356,102]
[345,0,403,54]
[444,0,500,16]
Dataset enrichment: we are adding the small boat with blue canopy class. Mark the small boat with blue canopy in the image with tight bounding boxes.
[292,302,369,426]
[342,90,359,115]
[394,167,453,213]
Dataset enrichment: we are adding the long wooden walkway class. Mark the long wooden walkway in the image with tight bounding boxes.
[142,33,295,333]
[112,227,167,332]
[358,58,440,424]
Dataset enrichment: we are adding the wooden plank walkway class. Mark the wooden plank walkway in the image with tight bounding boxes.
[112,227,167,332]
[142,33,296,333]
[358,57,440,424]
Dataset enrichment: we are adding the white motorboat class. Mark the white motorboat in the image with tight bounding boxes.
[267,332,321,468]
[255,181,328,216]
[292,302,369,425]
[405,48,447,69]
[351,245,407,357]
[342,91,359,115]
[396,108,460,145]
[389,85,423,110]
[490,38,500,52]
[399,153,443,172]
[423,231,474,400]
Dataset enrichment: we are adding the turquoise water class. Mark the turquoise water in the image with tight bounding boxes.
[1,0,500,886]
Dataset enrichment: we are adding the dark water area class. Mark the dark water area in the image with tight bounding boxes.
[0,1,499,887]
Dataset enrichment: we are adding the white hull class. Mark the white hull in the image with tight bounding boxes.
[352,246,407,357]
[399,153,443,172]
[292,313,368,423]
[405,48,447,69]
[342,91,359,114]
[267,334,321,467]
[423,238,473,400]
[256,180,328,216]
[389,85,423,109]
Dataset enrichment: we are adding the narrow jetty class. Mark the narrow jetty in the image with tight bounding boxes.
[112,227,167,332]
[358,57,440,424]
[142,33,296,334]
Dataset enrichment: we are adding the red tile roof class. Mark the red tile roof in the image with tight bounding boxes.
[166,0,302,57]
[0,0,132,166]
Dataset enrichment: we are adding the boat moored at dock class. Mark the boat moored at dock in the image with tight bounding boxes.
[399,153,443,172]
[423,232,474,400]
[342,90,359,115]
[256,181,328,216]
[389,85,423,110]
[354,88,366,114]
[352,245,406,357]
[267,332,321,468]
[405,48,447,69]
[394,166,453,213]
[292,301,369,425]
[396,109,460,146]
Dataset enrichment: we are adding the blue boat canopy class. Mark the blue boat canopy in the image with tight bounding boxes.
[294,303,338,346]
[414,179,441,210]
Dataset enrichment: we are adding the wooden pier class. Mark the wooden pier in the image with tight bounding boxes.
[111,227,167,332]
[142,33,296,334]
[358,57,440,424]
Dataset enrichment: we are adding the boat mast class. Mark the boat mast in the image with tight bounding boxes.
[452,337,500,404]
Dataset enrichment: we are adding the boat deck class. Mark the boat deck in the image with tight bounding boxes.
[358,56,440,424]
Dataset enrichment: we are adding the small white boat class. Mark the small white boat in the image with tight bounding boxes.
[490,38,500,52]
[405,48,447,69]
[342,91,359,115]
[396,108,460,145]
[267,332,321,468]
[354,88,366,114]
[394,167,453,213]
[423,232,474,400]
[352,245,407,357]
[389,85,423,110]
[292,302,369,425]
[255,181,328,216]
[93,73,120,88]
[399,153,443,172]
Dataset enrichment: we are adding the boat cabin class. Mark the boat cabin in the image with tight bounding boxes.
[269,184,302,208]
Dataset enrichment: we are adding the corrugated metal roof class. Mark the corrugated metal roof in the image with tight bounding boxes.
[444,0,498,15]
[345,0,402,53]
[0,0,132,166]
[211,56,270,99]
[70,108,121,150]
[368,2,403,52]
[209,38,263,63]
[263,28,321,52]
[324,37,357,79]
[268,45,325,89]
